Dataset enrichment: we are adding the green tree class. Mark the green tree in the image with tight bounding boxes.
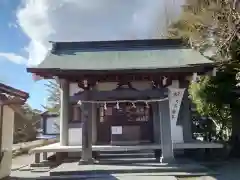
[12,103,42,143]
[169,0,240,60]
[189,71,234,141]
[43,80,60,114]
[22,103,42,124]
[168,0,240,153]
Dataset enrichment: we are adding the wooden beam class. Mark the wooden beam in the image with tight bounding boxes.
[0,83,29,100]
[71,88,168,102]
[0,98,26,106]
[27,64,214,81]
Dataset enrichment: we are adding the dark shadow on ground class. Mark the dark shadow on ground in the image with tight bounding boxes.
[202,159,240,180]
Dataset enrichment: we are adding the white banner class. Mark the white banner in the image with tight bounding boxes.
[168,88,186,122]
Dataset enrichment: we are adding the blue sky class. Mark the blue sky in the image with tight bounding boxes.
[0,0,47,110]
[0,0,183,111]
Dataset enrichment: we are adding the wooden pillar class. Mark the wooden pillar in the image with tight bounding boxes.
[159,99,175,163]
[91,103,97,145]
[180,80,192,142]
[35,153,40,164]
[79,82,94,164]
[43,152,48,161]
[59,79,69,146]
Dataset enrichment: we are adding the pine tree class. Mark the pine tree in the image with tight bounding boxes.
[169,0,240,154]
[43,80,61,114]
[169,0,239,60]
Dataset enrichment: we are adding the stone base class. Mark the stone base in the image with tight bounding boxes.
[154,149,161,161]
[78,158,98,165]
[56,152,68,163]
[160,156,175,164]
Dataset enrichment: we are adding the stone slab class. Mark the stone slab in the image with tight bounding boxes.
[50,158,213,176]
[10,171,212,180]
[30,142,223,153]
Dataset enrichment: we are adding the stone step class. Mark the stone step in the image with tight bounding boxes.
[97,150,184,159]
[98,152,155,159]
[98,149,154,154]
[16,173,209,180]
[96,149,157,160]
[30,161,58,168]
[50,160,214,176]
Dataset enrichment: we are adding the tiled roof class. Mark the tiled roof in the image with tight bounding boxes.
[29,39,213,72]
[0,83,29,100]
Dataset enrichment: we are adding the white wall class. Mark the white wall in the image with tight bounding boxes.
[45,116,60,135]
[68,83,82,145]
[0,106,14,179]
[68,125,82,146]
[68,83,96,146]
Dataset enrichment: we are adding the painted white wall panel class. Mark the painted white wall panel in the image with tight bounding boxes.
[68,127,82,146]
[45,117,60,135]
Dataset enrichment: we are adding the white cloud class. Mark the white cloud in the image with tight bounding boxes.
[0,53,27,64]
[17,0,185,66]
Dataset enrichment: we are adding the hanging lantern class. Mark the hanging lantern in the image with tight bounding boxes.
[145,102,150,108]
[132,102,136,108]
[192,72,198,82]
[104,102,107,110]
[77,100,82,106]
[83,79,88,88]
[116,101,120,109]
[162,76,168,86]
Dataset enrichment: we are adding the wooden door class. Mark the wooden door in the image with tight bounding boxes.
[97,103,153,144]
[96,105,111,144]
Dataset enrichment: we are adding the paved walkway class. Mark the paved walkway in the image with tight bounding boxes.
[10,153,240,180]
[10,173,178,180]
[11,152,54,171]
[11,155,178,179]
[11,154,35,171]
[10,154,178,179]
